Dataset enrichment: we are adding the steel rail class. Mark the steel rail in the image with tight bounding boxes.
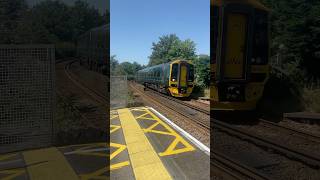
[211,150,271,180]
[64,60,108,105]
[213,120,320,168]
[130,83,210,131]
[259,119,320,143]
[141,84,210,115]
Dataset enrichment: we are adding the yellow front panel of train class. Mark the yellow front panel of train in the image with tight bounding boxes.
[180,65,187,87]
[224,13,247,79]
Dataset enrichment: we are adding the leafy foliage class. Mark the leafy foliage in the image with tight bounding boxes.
[0,0,28,43]
[148,34,197,66]
[0,0,106,47]
[110,55,144,78]
[261,0,320,78]
[192,55,210,87]
[254,0,320,113]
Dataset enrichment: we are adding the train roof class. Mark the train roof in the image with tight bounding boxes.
[212,0,269,11]
[138,63,166,73]
[137,59,191,73]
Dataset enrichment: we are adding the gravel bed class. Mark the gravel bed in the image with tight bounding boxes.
[279,119,320,137]
[69,61,108,100]
[55,61,107,144]
[233,122,320,158]
[213,128,320,179]
[187,99,210,109]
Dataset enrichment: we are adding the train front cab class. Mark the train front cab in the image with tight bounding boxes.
[168,60,194,97]
[211,0,270,110]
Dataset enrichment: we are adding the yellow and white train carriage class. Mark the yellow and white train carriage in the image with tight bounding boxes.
[211,0,270,110]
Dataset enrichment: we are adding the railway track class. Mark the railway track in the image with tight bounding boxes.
[213,119,320,168]
[143,84,210,115]
[131,82,270,179]
[212,151,270,180]
[64,60,108,105]
[258,119,320,143]
[130,83,210,131]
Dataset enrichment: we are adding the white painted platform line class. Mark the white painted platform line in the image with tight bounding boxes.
[147,107,210,156]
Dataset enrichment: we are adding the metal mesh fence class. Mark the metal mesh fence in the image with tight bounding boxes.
[110,76,128,109]
[0,45,55,153]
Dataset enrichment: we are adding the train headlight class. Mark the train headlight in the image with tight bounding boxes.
[172,79,176,82]
[221,85,244,102]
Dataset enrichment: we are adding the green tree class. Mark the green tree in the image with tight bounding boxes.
[132,62,143,73]
[120,62,135,75]
[148,34,196,66]
[110,55,143,76]
[31,0,72,42]
[261,0,320,78]
[70,0,105,41]
[110,55,119,71]
[28,0,104,43]
[192,55,210,87]
[15,10,59,44]
[119,61,143,76]
[0,0,28,43]
[110,55,124,75]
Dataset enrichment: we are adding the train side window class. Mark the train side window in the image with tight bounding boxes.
[252,9,268,65]
[171,64,178,82]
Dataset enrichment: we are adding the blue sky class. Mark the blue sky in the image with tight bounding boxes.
[111,0,210,65]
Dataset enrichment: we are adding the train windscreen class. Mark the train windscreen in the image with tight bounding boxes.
[171,63,178,81]
[188,64,194,82]
[251,9,269,65]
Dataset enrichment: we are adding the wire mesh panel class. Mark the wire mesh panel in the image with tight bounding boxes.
[110,76,128,109]
[0,45,55,153]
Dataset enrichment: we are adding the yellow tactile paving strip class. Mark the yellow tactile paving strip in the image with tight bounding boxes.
[118,108,172,180]
[110,111,131,171]
[23,147,79,180]
[0,153,26,180]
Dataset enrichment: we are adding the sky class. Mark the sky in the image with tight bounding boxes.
[111,0,210,65]
[27,0,109,14]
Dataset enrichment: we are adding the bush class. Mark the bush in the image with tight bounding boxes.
[303,83,320,112]
[56,42,76,59]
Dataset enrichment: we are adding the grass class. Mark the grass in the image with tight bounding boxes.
[55,94,84,132]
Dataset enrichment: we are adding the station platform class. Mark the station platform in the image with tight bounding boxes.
[0,107,209,180]
[111,107,210,180]
[0,143,108,180]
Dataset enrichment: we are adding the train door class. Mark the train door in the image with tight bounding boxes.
[180,63,187,87]
[223,13,247,79]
